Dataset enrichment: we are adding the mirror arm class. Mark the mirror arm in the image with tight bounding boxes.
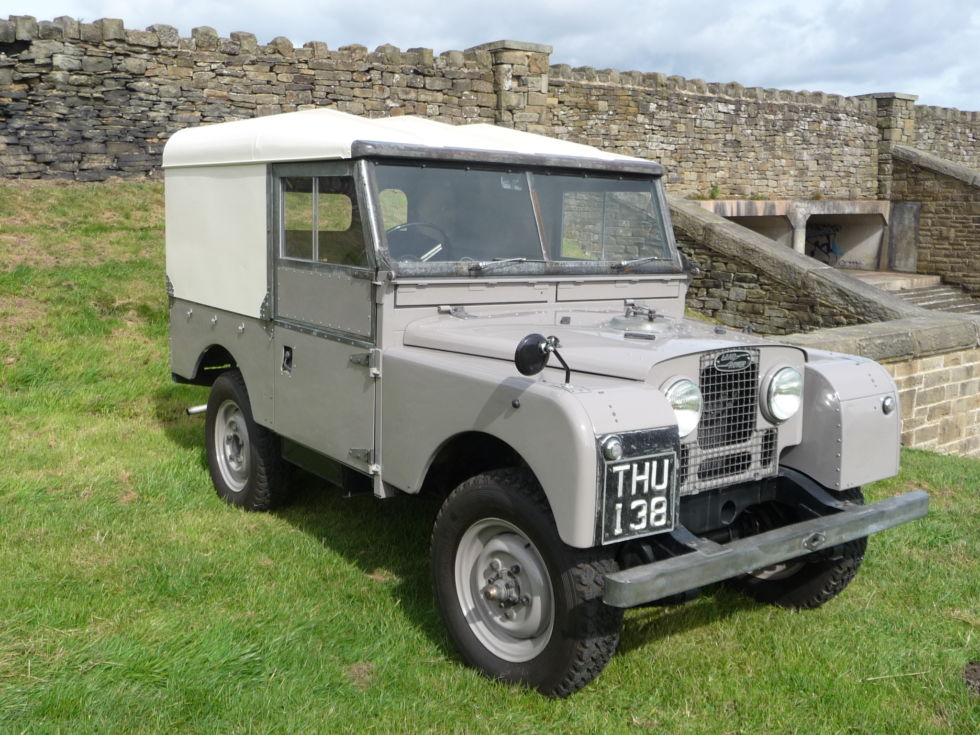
[545,336,571,384]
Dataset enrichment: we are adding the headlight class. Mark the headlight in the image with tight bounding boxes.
[664,378,702,438]
[764,367,803,422]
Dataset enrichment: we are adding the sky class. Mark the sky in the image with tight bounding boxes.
[14,0,980,111]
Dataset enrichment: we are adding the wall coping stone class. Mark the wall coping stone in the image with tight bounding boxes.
[853,92,919,102]
[467,40,553,54]
[892,145,980,188]
[783,314,980,362]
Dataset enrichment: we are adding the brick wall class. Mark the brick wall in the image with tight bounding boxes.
[885,348,980,457]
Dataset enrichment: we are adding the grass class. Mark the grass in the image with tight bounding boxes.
[0,179,978,734]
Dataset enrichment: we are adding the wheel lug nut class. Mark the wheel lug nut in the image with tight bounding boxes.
[490,559,501,572]
[511,564,520,574]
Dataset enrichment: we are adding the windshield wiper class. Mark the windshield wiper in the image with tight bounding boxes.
[612,255,671,272]
[468,257,546,272]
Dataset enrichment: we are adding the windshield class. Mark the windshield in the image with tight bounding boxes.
[372,162,676,276]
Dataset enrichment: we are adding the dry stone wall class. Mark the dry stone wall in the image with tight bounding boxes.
[1,14,976,197]
[916,107,980,171]
[0,17,500,180]
[548,71,880,200]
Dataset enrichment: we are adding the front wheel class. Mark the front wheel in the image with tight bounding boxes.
[431,468,622,697]
[205,370,289,510]
[734,487,867,609]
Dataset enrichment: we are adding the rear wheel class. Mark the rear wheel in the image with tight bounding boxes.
[205,370,289,510]
[735,487,867,609]
[431,468,622,697]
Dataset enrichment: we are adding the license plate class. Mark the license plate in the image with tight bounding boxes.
[601,452,677,544]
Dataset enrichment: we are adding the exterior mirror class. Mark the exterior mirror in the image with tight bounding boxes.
[514,333,550,376]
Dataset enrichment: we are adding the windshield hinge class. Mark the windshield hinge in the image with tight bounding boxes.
[437,305,479,320]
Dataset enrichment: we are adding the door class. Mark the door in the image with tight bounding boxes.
[271,166,378,473]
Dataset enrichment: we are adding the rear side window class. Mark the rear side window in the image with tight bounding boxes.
[280,176,365,267]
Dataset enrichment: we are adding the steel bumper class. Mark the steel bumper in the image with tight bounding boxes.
[602,490,929,608]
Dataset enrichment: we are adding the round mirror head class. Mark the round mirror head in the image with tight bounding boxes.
[514,333,550,376]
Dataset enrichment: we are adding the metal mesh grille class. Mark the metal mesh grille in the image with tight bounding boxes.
[679,348,779,495]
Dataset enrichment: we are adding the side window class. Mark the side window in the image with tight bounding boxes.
[280,176,366,267]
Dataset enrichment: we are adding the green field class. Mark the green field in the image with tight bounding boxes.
[1,180,978,734]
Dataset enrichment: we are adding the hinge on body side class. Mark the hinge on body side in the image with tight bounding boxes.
[349,448,373,463]
[348,348,381,378]
[348,448,381,476]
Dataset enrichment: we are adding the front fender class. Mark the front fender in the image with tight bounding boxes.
[380,348,677,547]
[780,350,900,490]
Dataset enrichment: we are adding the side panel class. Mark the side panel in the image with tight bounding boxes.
[277,265,373,337]
[168,299,276,427]
[165,164,269,318]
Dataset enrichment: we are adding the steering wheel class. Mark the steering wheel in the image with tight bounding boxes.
[385,222,453,262]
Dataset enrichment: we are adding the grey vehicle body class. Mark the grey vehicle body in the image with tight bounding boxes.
[165,109,927,696]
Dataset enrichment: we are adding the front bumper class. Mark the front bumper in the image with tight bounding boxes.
[603,489,929,608]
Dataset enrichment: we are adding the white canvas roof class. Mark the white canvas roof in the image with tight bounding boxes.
[162,108,644,168]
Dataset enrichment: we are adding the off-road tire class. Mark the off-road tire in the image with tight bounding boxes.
[736,487,867,609]
[205,369,290,510]
[431,468,622,697]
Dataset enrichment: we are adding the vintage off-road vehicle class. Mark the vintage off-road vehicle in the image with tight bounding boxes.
[164,109,927,696]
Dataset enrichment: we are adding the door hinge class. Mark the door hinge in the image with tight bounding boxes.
[348,448,380,475]
[348,348,381,378]
[349,447,373,463]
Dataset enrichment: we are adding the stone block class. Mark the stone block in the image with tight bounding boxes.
[149,25,180,48]
[52,54,82,71]
[192,26,219,51]
[79,54,112,73]
[404,47,433,65]
[80,22,103,43]
[53,16,80,40]
[127,30,159,48]
[119,57,147,75]
[270,36,293,55]
[14,15,38,41]
[230,31,258,53]
[30,40,65,62]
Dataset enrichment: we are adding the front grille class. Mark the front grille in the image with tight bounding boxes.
[679,348,779,495]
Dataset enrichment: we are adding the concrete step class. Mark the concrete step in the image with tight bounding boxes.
[896,285,980,314]
[845,270,942,291]
[840,270,979,314]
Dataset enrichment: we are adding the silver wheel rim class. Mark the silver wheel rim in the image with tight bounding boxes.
[749,561,805,581]
[455,518,554,663]
[214,399,250,492]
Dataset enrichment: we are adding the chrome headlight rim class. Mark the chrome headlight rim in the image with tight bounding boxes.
[763,366,803,423]
[663,377,703,438]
